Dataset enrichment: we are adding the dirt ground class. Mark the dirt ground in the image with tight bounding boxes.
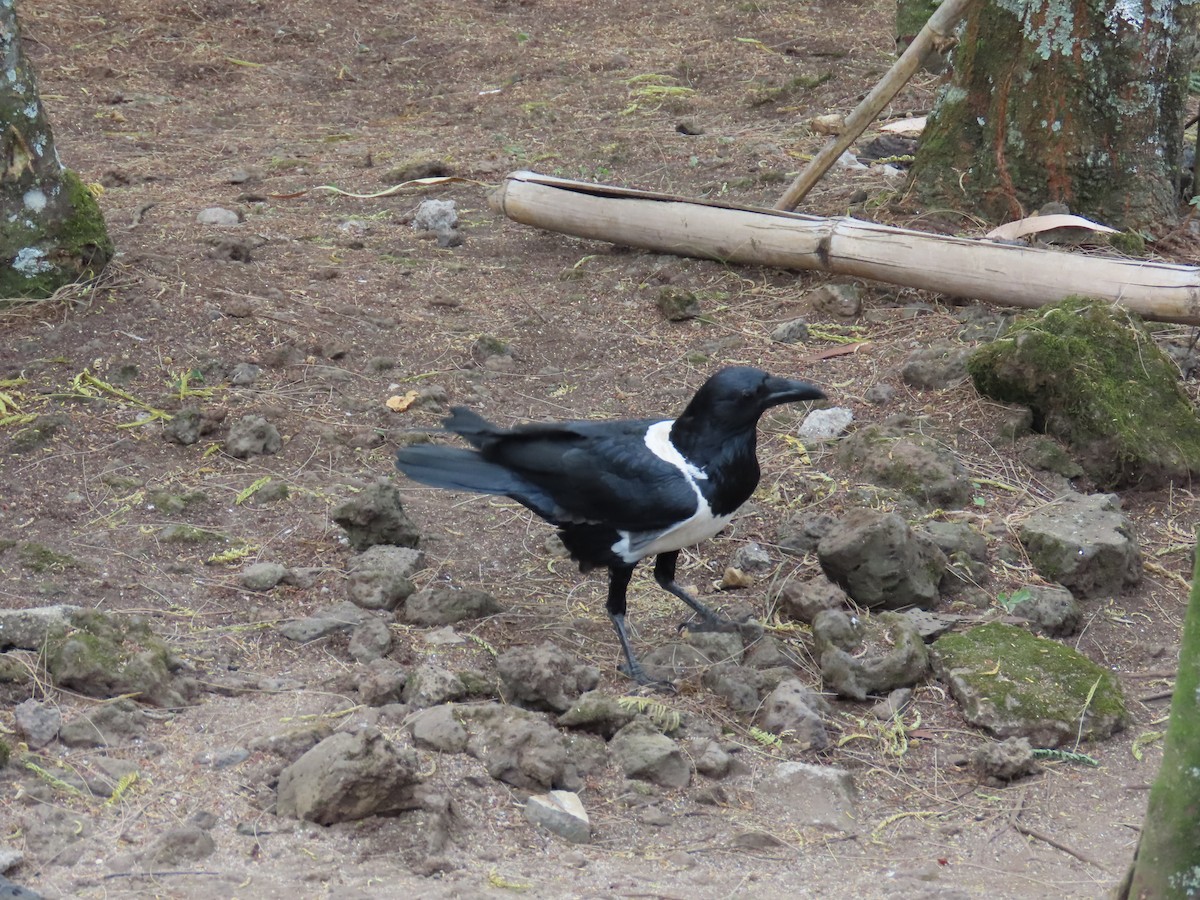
[2,0,1199,897]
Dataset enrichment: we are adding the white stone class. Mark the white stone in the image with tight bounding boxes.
[196,206,240,227]
[524,790,591,843]
[798,407,854,441]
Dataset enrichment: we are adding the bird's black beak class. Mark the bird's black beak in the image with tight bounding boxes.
[764,375,826,406]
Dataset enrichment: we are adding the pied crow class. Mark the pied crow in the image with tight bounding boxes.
[395,366,826,685]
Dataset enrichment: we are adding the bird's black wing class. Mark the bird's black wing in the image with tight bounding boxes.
[398,409,700,532]
[479,418,700,532]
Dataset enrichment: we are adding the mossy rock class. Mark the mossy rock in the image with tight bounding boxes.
[968,298,1200,488]
[46,610,189,707]
[931,621,1127,746]
[840,423,972,507]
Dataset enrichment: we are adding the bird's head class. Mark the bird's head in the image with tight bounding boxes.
[676,366,826,433]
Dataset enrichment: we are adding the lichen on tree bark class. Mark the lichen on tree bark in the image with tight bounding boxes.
[908,0,1200,231]
[0,0,111,299]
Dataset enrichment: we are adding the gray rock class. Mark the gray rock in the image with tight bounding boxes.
[657,287,701,322]
[249,724,332,761]
[229,362,261,385]
[776,576,847,624]
[85,758,140,801]
[770,318,809,343]
[461,703,571,791]
[610,719,691,789]
[524,791,591,843]
[901,341,974,389]
[0,605,80,651]
[1009,584,1082,637]
[60,699,148,748]
[196,206,240,227]
[729,542,772,574]
[925,521,990,593]
[332,481,421,551]
[684,630,744,665]
[403,583,501,625]
[0,875,42,900]
[818,509,947,609]
[743,633,791,669]
[755,678,830,750]
[348,617,393,663]
[798,407,854,441]
[557,691,636,738]
[357,658,408,707]
[239,562,288,591]
[412,198,459,246]
[278,601,371,643]
[758,761,858,831]
[813,610,930,701]
[776,513,837,556]
[971,736,1039,781]
[276,728,421,825]
[194,747,250,769]
[807,283,862,318]
[691,739,734,778]
[408,704,468,753]
[931,621,1128,746]
[702,662,766,713]
[163,406,225,445]
[348,545,423,611]
[638,642,711,682]
[14,700,60,749]
[1019,492,1141,598]
[498,642,600,713]
[864,382,896,405]
[841,424,972,507]
[900,609,962,641]
[402,663,466,708]
[225,415,282,459]
[870,687,913,720]
[0,847,24,873]
[1017,435,1084,478]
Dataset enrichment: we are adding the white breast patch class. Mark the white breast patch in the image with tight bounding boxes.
[610,420,733,563]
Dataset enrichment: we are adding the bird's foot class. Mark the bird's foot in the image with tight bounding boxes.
[618,661,678,693]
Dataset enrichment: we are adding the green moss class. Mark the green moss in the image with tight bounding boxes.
[968,297,1200,488]
[0,168,113,300]
[17,542,79,572]
[933,621,1127,744]
[0,738,9,768]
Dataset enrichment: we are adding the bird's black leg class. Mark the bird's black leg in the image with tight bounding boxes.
[606,565,673,690]
[654,551,737,632]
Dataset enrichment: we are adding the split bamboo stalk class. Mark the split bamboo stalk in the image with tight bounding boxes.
[774,0,974,211]
[490,171,1200,325]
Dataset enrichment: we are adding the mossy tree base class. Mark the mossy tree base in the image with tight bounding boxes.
[1,3,112,299]
[908,0,1200,231]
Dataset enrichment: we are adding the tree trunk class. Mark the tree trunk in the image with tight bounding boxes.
[1117,533,1200,898]
[908,0,1200,232]
[1,0,111,299]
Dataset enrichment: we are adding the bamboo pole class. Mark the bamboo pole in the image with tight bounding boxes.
[774,0,974,211]
[490,171,1200,325]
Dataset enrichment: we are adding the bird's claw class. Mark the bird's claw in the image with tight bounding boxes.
[619,662,678,693]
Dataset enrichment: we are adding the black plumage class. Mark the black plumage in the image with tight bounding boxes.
[395,366,825,684]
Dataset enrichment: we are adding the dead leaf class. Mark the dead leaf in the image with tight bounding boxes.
[985,213,1118,242]
[386,390,419,412]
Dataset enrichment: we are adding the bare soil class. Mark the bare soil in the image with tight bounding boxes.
[2,0,1197,897]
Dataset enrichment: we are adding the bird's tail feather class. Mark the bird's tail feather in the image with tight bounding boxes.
[395,445,522,495]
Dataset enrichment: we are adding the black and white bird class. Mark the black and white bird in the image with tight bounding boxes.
[395,366,825,685]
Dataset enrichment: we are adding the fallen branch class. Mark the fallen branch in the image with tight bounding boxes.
[774,0,973,210]
[491,170,1200,325]
[1015,823,1111,873]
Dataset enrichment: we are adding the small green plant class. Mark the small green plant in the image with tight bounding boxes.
[617,696,681,733]
[996,587,1034,612]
